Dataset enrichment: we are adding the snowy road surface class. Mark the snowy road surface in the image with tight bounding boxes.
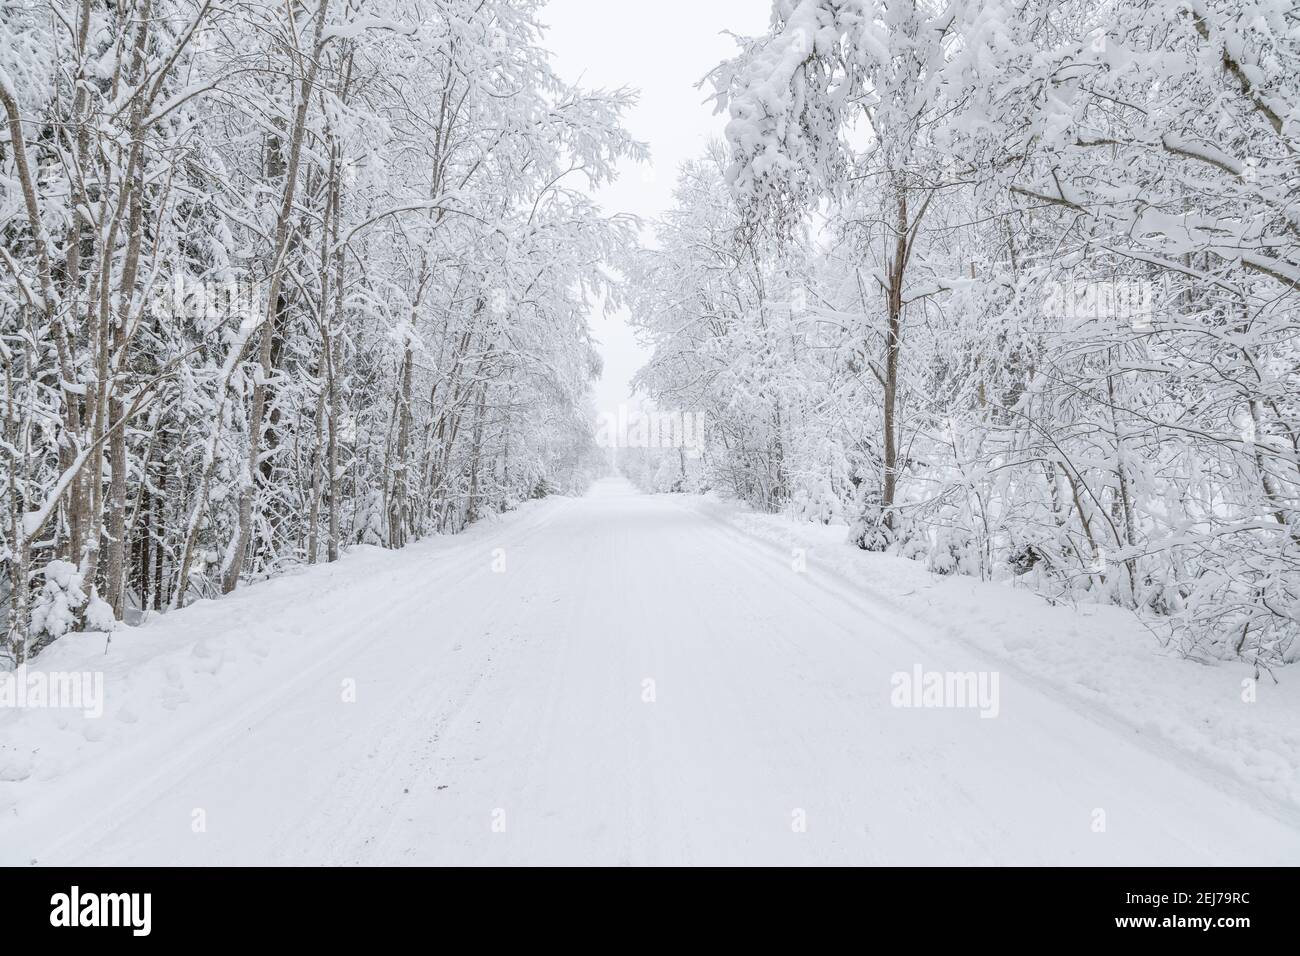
[5,478,1299,865]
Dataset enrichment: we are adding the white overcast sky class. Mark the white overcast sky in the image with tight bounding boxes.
[541,0,770,415]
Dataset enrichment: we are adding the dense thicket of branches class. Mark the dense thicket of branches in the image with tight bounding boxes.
[628,0,1299,665]
[1,0,640,661]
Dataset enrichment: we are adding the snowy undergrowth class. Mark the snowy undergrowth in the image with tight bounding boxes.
[683,493,1300,817]
[0,496,572,808]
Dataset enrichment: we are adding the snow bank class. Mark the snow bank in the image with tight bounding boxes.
[684,494,1300,816]
[0,497,571,818]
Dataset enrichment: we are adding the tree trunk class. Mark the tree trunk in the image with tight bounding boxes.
[224,0,331,593]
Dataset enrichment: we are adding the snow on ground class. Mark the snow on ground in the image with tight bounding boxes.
[690,494,1300,817]
[1,478,1298,865]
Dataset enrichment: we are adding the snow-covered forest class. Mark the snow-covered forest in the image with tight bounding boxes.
[627,0,1300,666]
[2,0,641,659]
[1,0,1299,872]
[4,0,1295,666]
[5,0,1294,658]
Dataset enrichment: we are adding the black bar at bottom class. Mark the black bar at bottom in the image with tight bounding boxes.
[1,866,1288,942]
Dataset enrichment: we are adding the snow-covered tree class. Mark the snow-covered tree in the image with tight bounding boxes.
[1,0,643,661]
[629,0,1298,664]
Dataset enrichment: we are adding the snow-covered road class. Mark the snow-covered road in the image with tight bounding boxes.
[5,478,1299,865]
